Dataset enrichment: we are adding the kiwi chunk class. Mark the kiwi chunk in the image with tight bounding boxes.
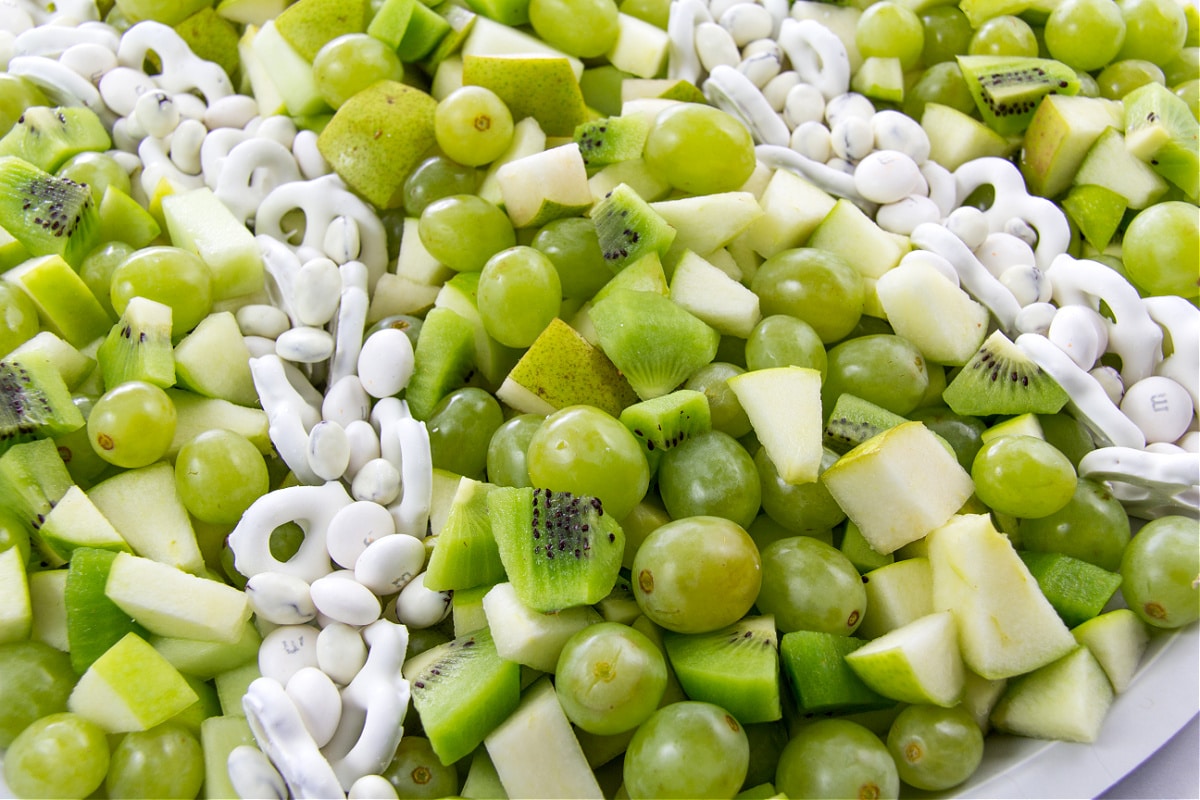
[0,437,73,567]
[618,388,712,457]
[779,629,892,715]
[96,296,176,390]
[590,183,677,273]
[0,107,111,173]
[824,394,907,455]
[0,156,100,266]
[407,628,521,766]
[486,485,624,612]
[573,115,651,169]
[423,477,507,592]
[1017,551,1123,628]
[0,353,85,449]
[65,547,150,674]
[405,306,477,421]
[662,615,782,724]
[956,55,1080,136]
[1122,81,1199,201]
[942,330,1069,417]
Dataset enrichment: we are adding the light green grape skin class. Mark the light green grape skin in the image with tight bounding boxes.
[751,248,864,344]
[1116,0,1188,65]
[79,241,135,319]
[525,405,650,520]
[1017,478,1131,571]
[402,156,479,218]
[855,1,925,69]
[656,430,762,530]
[776,719,899,800]
[967,15,1040,57]
[175,429,270,525]
[476,246,562,348]
[0,641,77,748]
[920,6,974,65]
[821,334,929,418]
[1163,46,1200,85]
[756,535,865,635]
[530,217,612,302]
[904,61,977,119]
[105,723,204,800]
[87,380,177,469]
[57,151,133,204]
[528,0,621,57]
[381,736,459,799]
[755,446,846,537]
[418,194,517,273]
[1044,0,1127,72]
[1119,515,1200,629]
[886,704,984,792]
[108,246,213,338]
[486,413,544,487]
[3,712,110,800]
[623,701,750,799]
[426,386,506,480]
[642,104,756,195]
[312,33,404,110]
[0,281,39,358]
[631,515,762,634]
[1096,58,1167,99]
[555,622,668,735]
[434,86,515,167]
[745,314,828,378]
[1120,201,1200,299]
[683,362,752,439]
[971,435,1077,519]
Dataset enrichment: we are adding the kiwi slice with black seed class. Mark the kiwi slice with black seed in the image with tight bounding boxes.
[942,330,1069,417]
[956,55,1080,136]
[407,627,522,767]
[0,156,99,266]
[824,394,908,455]
[96,296,176,391]
[618,388,712,455]
[423,476,507,592]
[662,614,783,724]
[590,183,676,273]
[0,353,85,449]
[1123,81,1199,201]
[0,437,73,568]
[573,116,651,169]
[0,107,111,173]
[486,485,624,613]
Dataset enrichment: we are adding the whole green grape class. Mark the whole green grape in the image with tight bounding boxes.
[821,334,929,418]
[904,62,983,120]
[57,151,132,204]
[968,15,1040,57]
[1044,0,1127,71]
[755,446,846,536]
[381,736,459,798]
[525,405,649,520]
[3,712,110,800]
[106,723,204,799]
[632,516,762,634]
[1116,0,1188,65]
[427,387,505,480]
[886,704,983,791]
[109,246,213,337]
[0,282,39,358]
[908,407,986,472]
[1037,412,1097,468]
[1121,201,1200,298]
[555,622,668,734]
[776,719,899,800]
[402,155,479,217]
[486,413,544,487]
[175,429,270,525]
[313,33,404,109]
[656,430,762,529]
[0,641,76,747]
[1097,59,1167,99]
[529,0,621,57]
[476,246,562,348]
[531,216,612,302]
[751,249,865,343]
[1163,46,1200,84]
[920,6,974,65]
[79,241,135,319]
[757,535,866,635]
[683,362,753,439]
[745,315,828,378]
[435,86,515,167]
[88,380,177,468]
[856,1,925,69]
[1120,515,1200,628]
[643,104,756,195]
[1017,478,1131,571]
[418,194,516,272]
[623,701,750,799]
[971,435,1077,519]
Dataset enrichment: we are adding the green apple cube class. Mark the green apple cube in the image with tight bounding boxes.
[649,192,764,256]
[604,12,669,79]
[808,198,910,281]
[150,619,263,680]
[728,366,823,484]
[857,557,933,640]
[742,168,837,259]
[215,661,262,717]
[875,261,989,366]
[479,117,549,207]
[820,421,974,555]
[990,645,1114,743]
[844,610,965,707]
[162,187,265,302]
[201,715,257,800]
[105,552,252,644]
[0,545,32,643]
[68,631,200,733]
[38,484,131,560]
[1071,609,1151,694]
[3,254,113,349]
[87,462,205,574]
[961,668,1008,734]
[927,514,1077,680]
[668,250,762,339]
[482,582,602,673]
[28,567,69,652]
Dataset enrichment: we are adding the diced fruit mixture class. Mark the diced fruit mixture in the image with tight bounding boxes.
[0,0,1198,798]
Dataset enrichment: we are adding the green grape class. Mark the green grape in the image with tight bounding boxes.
[755,446,846,536]
[381,736,459,798]
[972,435,1079,518]
[756,535,866,635]
[79,240,135,319]
[1044,0,1127,71]
[555,622,668,734]
[683,362,752,439]
[0,73,50,133]
[908,407,986,472]
[1096,58,1167,99]
[1120,201,1200,298]
[642,104,756,195]
[476,246,562,348]
[777,719,899,800]
[57,151,132,204]
[529,0,621,57]
[270,521,306,561]
[623,701,750,799]
[402,155,479,217]
[656,430,762,529]
[418,194,516,272]
[821,334,929,418]
[855,1,925,69]
[1037,412,1097,468]
[3,712,110,800]
[0,281,39,358]
[1116,0,1188,65]
[886,704,983,792]
[751,248,864,343]
[920,6,974,65]
[619,0,669,28]
[106,723,204,799]
[1175,77,1200,117]
[968,15,1040,57]
[1163,46,1200,84]
[748,512,832,553]
[88,380,177,468]
[0,641,76,747]
[434,86,515,167]
[427,386,505,479]
[0,506,32,566]
[109,246,213,337]
[486,413,544,487]
[312,33,404,109]
[530,216,612,302]
[174,429,270,525]
[745,315,828,378]
[1017,478,1131,571]
[525,405,649,520]
[1119,515,1200,628]
[632,515,762,634]
[366,314,423,349]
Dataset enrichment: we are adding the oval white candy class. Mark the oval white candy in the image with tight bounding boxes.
[737,50,782,89]
[870,109,930,165]
[351,458,403,506]
[1089,365,1126,406]
[294,258,342,327]
[327,499,397,569]
[762,70,800,112]
[310,571,382,626]
[392,572,453,629]
[1049,305,1107,371]
[823,91,874,127]
[853,149,924,204]
[204,93,259,130]
[719,2,774,46]
[1121,376,1195,444]
[695,22,741,73]
[307,419,351,481]
[975,231,1036,278]
[344,419,383,481]
[258,624,321,685]
[317,622,367,685]
[285,666,343,748]
[245,571,316,625]
[133,89,179,139]
[875,194,941,235]
[59,42,116,82]
[349,775,399,800]
[782,82,825,129]
[323,374,371,427]
[789,120,831,161]
[355,534,427,596]
[358,328,416,399]
[829,116,873,162]
[1000,264,1053,307]
[1014,302,1058,336]
[276,326,334,363]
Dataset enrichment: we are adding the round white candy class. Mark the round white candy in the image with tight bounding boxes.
[1120,376,1195,444]
[999,264,1052,307]
[789,120,831,161]
[59,42,116,82]
[351,458,403,506]
[1089,365,1125,405]
[310,572,382,626]
[944,206,989,251]
[875,194,941,235]
[133,89,180,139]
[762,70,800,112]
[1176,430,1199,453]
[317,622,367,685]
[829,116,873,162]
[326,499,397,569]
[204,93,260,130]
[853,150,924,204]
[823,91,874,127]
[355,534,427,596]
[974,232,1036,278]
[392,572,453,629]
[276,326,335,363]
[98,66,156,116]
[695,22,741,72]
[737,50,782,89]
[257,114,298,149]
[870,109,930,165]
[322,374,371,427]
[782,82,825,129]
[307,419,351,481]
[349,775,399,800]
[245,571,317,625]
[344,419,382,481]
[259,624,321,685]
[294,257,342,327]
[1014,302,1058,336]
[1048,305,1108,370]
[358,328,416,399]
[898,250,959,286]
[285,667,342,748]
[719,2,774,45]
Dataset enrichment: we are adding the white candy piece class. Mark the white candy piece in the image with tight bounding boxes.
[325,215,362,264]
[307,419,351,482]
[789,120,831,161]
[169,117,206,175]
[258,624,321,686]
[58,42,116,82]
[920,160,956,218]
[829,116,873,162]
[327,500,397,570]
[227,745,288,800]
[875,194,941,235]
[204,93,260,130]
[704,64,791,147]
[349,775,399,800]
[246,571,317,626]
[317,622,368,686]
[898,250,959,287]
[285,666,343,748]
[1014,302,1057,336]
[133,89,179,139]
[351,458,403,506]
[241,678,343,799]
[695,21,741,72]
[355,534,427,597]
[762,70,801,112]
[276,326,335,363]
[853,149,924,204]
[870,109,930,165]
[944,206,989,250]
[1121,376,1196,444]
[1090,366,1125,406]
[294,257,343,327]
[782,82,825,129]
[776,18,850,99]
[1048,304,1108,370]
[720,2,774,46]
[737,49,782,88]
[310,572,382,626]
[344,419,383,481]
[391,572,453,629]
[292,128,330,179]
[999,264,1052,307]
[228,480,353,581]
[975,231,1036,278]
[322,375,372,427]
[358,328,416,399]
[823,91,874,126]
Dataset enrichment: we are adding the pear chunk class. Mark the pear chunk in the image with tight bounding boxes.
[844,610,964,707]
[727,366,823,484]
[989,645,1114,743]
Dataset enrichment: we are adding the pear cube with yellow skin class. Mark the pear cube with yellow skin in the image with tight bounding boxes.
[462,54,588,137]
[844,610,965,707]
[820,421,974,554]
[727,367,823,484]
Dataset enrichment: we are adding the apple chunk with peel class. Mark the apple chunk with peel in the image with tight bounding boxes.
[1070,608,1150,694]
[844,610,964,707]
[105,552,253,644]
[989,645,1114,743]
[820,421,974,554]
[927,514,1077,680]
[728,366,823,484]
[496,142,593,229]
[875,261,988,366]
[668,250,762,338]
